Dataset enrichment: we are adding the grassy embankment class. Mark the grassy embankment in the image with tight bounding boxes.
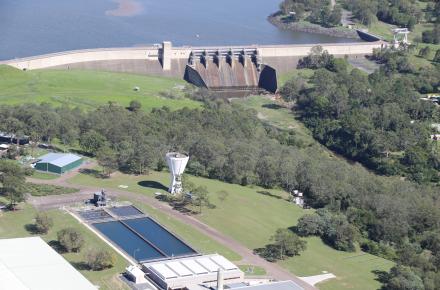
[0,65,200,111]
[67,165,393,290]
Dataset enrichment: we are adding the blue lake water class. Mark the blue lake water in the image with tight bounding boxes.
[0,0,359,60]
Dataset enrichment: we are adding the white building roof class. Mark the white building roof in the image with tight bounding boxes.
[0,237,96,290]
[37,153,81,167]
[150,263,179,279]
[143,254,242,285]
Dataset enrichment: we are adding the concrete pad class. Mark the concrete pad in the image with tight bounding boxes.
[299,273,336,286]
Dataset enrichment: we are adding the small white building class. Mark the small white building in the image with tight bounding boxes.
[126,265,147,284]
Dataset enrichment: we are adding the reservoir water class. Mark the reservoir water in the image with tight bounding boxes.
[0,0,359,60]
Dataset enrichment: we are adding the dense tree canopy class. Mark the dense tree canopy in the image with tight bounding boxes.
[282,48,440,183]
[343,0,422,28]
[279,0,342,27]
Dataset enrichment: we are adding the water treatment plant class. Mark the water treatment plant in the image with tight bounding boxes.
[73,203,306,290]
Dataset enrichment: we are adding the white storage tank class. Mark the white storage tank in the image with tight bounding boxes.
[166,152,189,195]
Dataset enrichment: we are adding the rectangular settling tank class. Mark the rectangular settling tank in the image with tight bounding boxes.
[123,217,197,258]
[93,221,165,261]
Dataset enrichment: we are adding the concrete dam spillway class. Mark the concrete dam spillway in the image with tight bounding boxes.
[1,33,386,96]
[184,47,277,95]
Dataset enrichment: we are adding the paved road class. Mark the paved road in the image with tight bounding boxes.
[27,174,316,290]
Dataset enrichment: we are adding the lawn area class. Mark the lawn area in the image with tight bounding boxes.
[357,21,395,42]
[67,168,393,289]
[31,170,60,180]
[239,265,267,276]
[279,237,394,290]
[68,169,303,249]
[277,68,314,87]
[24,182,79,196]
[0,65,200,111]
[0,203,128,290]
[233,95,316,147]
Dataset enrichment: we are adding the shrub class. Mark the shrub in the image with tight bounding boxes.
[35,212,53,234]
[57,228,84,252]
[86,249,115,271]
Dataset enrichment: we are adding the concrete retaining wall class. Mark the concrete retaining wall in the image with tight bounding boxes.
[1,41,385,72]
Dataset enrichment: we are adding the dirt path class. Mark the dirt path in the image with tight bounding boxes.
[27,175,316,290]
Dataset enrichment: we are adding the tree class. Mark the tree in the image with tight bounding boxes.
[35,212,53,234]
[79,130,107,156]
[279,76,306,102]
[57,228,84,252]
[434,50,440,63]
[0,160,26,210]
[128,100,142,112]
[96,146,118,177]
[418,46,431,59]
[296,214,323,236]
[383,265,424,290]
[271,228,307,259]
[86,249,115,270]
[191,186,210,214]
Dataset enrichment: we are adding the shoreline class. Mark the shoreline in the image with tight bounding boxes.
[268,13,359,40]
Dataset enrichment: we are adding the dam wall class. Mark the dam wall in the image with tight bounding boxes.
[1,41,386,75]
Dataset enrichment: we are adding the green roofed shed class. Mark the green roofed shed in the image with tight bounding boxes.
[35,153,83,174]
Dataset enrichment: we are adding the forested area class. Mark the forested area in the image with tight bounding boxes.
[343,0,424,28]
[278,45,440,287]
[278,0,342,27]
[282,47,440,183]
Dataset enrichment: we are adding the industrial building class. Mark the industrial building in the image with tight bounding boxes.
[34,152,82,174]
[142,254,244,289]
[0,237,96,290]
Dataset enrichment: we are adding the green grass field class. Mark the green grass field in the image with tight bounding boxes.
[280,237,393,290]
[233,95,315,146]
[0,204,129,290]
[0,65,200,111]
[278,68,314,86]
[239,265,267,276]
[31,171,60,180]
[67,168,393,290]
